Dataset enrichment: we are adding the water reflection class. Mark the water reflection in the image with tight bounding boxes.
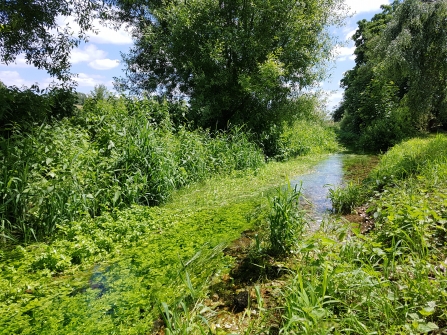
[290,154,344,225]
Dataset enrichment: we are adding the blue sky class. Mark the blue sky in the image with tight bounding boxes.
[0,0,391,112]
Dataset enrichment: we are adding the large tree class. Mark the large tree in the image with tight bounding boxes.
[376,0,447,129]
[117,0,344,133]
[335,0,447,152]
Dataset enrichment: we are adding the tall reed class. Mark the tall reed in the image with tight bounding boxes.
[0,97,265,243]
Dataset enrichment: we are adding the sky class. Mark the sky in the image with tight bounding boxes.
[0,0,391,113]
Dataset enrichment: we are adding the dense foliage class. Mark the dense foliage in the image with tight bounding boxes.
[335,0,447,152]
[0,84,76,135]
[0,128,339,334]
[118,0,344,138]
[0,97,265,243]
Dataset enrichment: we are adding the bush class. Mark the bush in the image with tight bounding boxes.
[0,84,76,136]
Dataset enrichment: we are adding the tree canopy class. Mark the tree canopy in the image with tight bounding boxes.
[0,0,142,81]
[336,0,447,152]
[117,0,344,134]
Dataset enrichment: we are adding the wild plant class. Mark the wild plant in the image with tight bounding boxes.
[328,182,364,214]
[268,183,306,255]
[0,97,265,243]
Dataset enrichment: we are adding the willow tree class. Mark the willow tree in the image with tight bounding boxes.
[376,0,447,130]
[336,0,447,152]
[118,0,344,136]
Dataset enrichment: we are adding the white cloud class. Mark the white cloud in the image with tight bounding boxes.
[0,54,33,68]
[88,23,133,45]
[57,16,132,45]
[0,71,33,87]
[70,44,120,70]
[74,73,114,88]
[345,29,357,41]
[88,58,120,70]
[332,46,356,62]
[71,44,107,64]
[344,0,391,15]
[326,90,344,111]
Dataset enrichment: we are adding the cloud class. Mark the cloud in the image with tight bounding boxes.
[71,44,107,64]
[70,44,120,70]
[88,58,120,70]
[344,0,391,14]
[0,71,33,87]
[326,90,344,111]
[74,73,114,88]
[345,29,357,41]
[57,16,132,45]
[0,54,33,68]
[332,46,356,62]
[88,23,133,45]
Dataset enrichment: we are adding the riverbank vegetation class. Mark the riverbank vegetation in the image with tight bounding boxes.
[335,0,447,152]
[304,134,447,334]
[2,0,447,333]
[0,89,340,333]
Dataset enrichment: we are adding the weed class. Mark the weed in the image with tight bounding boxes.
[268,183,306,256]
[328,182,364,214]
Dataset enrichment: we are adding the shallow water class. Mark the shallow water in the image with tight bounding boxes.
[290,154,345,225]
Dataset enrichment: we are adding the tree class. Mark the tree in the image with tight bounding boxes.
[337,0,447,152]
[335,2,399,123]
[0,0,136,81]
[117,0,344,135]
[375,0,447,130]
[335,1,410,151]
[90,84,110,100]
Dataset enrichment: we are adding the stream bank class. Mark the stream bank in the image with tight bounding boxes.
[188,153,380,335]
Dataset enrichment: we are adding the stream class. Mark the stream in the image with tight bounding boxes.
[290,153,345,227]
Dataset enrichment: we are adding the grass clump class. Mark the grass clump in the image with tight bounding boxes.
[268,183,306,256]
[328,181,364,214]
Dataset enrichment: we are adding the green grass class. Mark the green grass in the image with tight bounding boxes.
[0,152,337,334]
[280,134,447,334]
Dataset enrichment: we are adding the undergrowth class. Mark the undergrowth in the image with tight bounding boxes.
[0,97,264,243]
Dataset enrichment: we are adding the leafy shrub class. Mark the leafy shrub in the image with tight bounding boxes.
[0,84,76,136]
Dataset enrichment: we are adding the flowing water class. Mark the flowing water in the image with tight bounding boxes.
[290,154,345,227]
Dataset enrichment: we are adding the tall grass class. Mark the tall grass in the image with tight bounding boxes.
[0,97,264,243]
[268,183,306,255]
[274,119,339,161]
